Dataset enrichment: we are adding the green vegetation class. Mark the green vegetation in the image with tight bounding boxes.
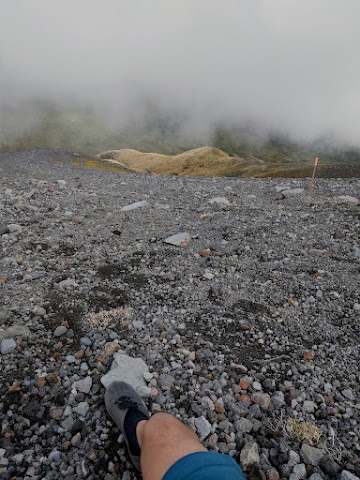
[0,110,122,154]
[1,103,359,177]
[72,159,129,173]
[210,126,360,166]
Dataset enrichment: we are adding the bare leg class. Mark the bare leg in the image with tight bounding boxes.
[136,413,207,480]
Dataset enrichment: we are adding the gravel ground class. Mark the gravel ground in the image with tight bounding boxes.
[0,149,359,480]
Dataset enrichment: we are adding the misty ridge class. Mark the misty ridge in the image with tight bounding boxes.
[1,0,360,175]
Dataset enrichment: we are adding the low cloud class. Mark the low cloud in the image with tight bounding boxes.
[1,0,360,144]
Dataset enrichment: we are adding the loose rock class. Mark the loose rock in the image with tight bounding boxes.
[0,338,16,354]
[101,353,151,397]
[164,232,191,247]
[240,442,260,471]
[194,416,211,441]
[300,444,325,466]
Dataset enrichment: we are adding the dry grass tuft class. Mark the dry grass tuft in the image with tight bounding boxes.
[286,418,322,445]
[268,413,322,445]
[87,306,131,331]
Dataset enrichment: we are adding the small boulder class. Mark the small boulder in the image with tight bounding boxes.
[194,416,211,441]
[121,200,151,212]
[240,442,260,471]
[234,418,253,434]
[266,467,280,480]
[74,376,92,394]
[253,392,272,410]
[335,195,359,206]
[0,325,31,342]
[292,463,307,479]
[342,389,355,401]
[164,232,190,247]
[209,197,231,207]
[0,338,16,354]
[7,224,23,233]
[300,444,325,466]
[303,400,316,414]
[340,471,360,480]
[282,188,304,198]
[53,325,68,337]
[319,454,341,477]
[75,402,90,417]
[101,352,151,398]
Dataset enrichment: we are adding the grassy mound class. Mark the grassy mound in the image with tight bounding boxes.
[97,146,254,176]
[98,146,360,178]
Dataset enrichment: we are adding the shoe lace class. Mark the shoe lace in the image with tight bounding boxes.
[115,395,139,409]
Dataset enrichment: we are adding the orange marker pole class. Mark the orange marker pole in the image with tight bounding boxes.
[308,156,319,196]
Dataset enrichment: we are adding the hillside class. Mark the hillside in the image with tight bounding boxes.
[1,106,360,179]
[97,147,250,176]
[98,147,360,178]
[1,149,359,479]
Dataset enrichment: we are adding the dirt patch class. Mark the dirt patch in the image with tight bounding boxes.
[97,263,148,285]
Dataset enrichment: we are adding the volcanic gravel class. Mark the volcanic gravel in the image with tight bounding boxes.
[0,149,359,480]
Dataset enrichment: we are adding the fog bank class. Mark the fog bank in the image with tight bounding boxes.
[1,0,360,145]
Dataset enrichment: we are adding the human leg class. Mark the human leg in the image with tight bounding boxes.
[105,381,246,480]
[136,413,207,480]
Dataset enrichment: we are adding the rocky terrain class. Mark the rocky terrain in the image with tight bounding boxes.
[0,149,359,480]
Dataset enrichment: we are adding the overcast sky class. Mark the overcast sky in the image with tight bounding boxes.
[1,0,360,143]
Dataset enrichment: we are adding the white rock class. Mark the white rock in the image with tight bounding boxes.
[308,474,324,480]
[209,196,231,206]
[275,185,288,193]
[53,326,68,337]
[194,416,211,441]
[143,371,154,382]
[0,456,9,467]
[340,470,360,480]
[234,418,253,434]
[342,389,355,401]
[288,450,301,467]
[58,278,79,288]
[292,463,307,479]
[335,195,359,206]
[303,400,316,413]
[74,376,92,394]
[0,325,31,342]
[101,352,151,398]
[12,453,24,465]
[75,402,89,417]
[202,270,214,280]
[282,188,305,198]
[164,232,190,247]
[0,338,16,354]
[33,306,46,317]
[132,320,145,330]
[7,224,23,233]
[121,200,151,211]
[240,442,260,471]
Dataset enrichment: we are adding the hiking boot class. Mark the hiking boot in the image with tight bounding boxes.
[105,381,150,471]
